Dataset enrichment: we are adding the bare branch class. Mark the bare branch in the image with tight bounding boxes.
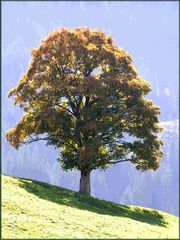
[22,136,50,145]
[92,158,135,170]
[109,159,132,164]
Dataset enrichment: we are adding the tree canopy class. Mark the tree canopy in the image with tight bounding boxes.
[6,28,163,194]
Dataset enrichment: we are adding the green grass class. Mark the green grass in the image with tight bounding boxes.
[2,174,179,239]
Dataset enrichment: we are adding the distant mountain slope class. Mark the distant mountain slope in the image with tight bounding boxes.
[2,175,179,239]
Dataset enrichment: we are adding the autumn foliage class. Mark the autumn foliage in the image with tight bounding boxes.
[6,28,163,195]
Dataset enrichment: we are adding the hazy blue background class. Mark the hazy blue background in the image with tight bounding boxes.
[2,1,179,215]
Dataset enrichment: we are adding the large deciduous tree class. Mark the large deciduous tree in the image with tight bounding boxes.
[6,28,163,195]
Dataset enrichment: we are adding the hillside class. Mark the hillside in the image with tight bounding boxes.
[2,175,179,239]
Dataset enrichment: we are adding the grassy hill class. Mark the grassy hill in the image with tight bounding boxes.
[2,175,179,239]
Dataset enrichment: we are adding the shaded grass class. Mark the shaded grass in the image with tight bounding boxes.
[2,175,179,239]
[18,177,167,227]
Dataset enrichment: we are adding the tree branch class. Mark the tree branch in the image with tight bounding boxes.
[91,158,134,170]
[85,96,90,108]
[77,96,83,109]
[22,136,50,145]
[109,159,132,164]
[34,97,76,117]
[64,142,78,151]
[67,96,77,113]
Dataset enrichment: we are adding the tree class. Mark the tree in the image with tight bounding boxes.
[6,28,163,195]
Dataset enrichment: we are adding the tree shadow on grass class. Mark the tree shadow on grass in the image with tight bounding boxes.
[18,177,168,228]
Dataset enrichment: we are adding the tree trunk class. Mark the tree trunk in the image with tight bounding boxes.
[79,170,91,196]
